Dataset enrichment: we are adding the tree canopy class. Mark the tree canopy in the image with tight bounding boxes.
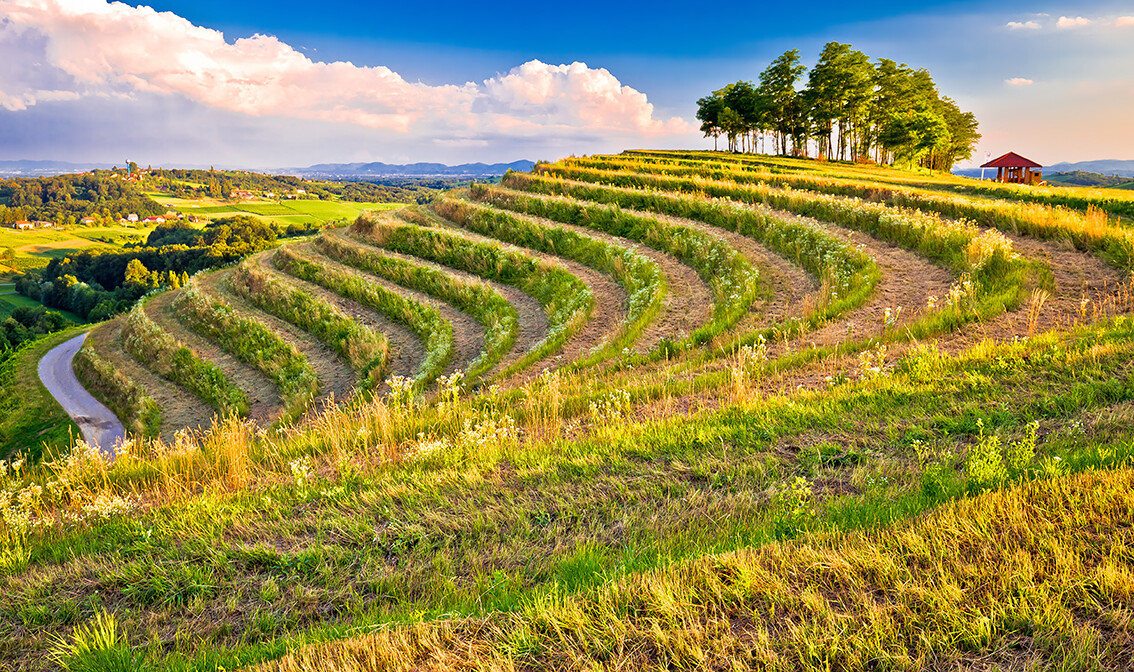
[695,43,980,170]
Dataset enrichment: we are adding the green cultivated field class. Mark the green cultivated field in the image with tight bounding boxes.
[151,192,401,226]
[4,153,1134,671]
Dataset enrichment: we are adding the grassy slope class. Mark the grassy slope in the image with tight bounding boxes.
[0,329,83,460]
[5,155,1134,670]
[260,465,1134,671]
[6,316,1134,669]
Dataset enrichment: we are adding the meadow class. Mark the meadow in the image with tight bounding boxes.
[1,153,1132,671]
[148,192,401,227]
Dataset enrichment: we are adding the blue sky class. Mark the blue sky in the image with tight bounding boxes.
[1,0,1131,167]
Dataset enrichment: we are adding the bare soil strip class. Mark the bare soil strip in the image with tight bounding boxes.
[198,263,359,408]
[143,289,283,425]
[768,208,954,351]
[86,318,215,440]
[285,243,484,379]
[420,207,631,381]
[617,204,819,336]
[941,233,1130,353]
[469,199,714,353]
[252,250,423,383]
[327,228,551,379]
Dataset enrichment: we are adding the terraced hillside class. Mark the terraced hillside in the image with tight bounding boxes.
[5,153,1134,670]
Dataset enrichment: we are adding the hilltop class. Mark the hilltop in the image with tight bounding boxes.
[2,152,1133,670]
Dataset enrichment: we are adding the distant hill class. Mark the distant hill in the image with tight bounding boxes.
[1044,160,1134,178]
[0,160,112,177]
[1046,170,1134,189]
[290,160,535,178]
[0,159,536,179]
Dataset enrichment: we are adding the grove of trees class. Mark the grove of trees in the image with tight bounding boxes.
[696,43,980,170]
[16,216,284,321]
[0,174,164,225]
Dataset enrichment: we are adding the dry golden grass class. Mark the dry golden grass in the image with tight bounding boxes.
[257,466,1134,672]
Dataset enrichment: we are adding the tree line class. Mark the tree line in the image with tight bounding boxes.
[16,216,285,322]
[0,174,164,224]
[696,43,980,170]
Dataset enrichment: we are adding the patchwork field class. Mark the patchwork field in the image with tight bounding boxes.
[4,152,1134,670]
[148,191,402,226]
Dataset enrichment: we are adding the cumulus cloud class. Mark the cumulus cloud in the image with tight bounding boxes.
[0,0,692,141]
[1114,16,1134,27]
[1006,20,1042,30]
[1056,16,1092,28]
[1005,78,1034,86]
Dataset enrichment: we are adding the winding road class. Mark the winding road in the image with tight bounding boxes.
[38,333,124,455]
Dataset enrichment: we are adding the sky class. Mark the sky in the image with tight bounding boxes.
[0,0,1132,168]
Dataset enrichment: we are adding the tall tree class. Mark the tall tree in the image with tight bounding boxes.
[696,93,724,151]
[757,50,807,155]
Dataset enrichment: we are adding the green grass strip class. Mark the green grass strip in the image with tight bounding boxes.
[121,299,248,418]
[274,246,453,388]
[434,196,665,368]
[348,212,592,379]
[315,230,516,382]
[173,281,319,424]
[230,260,389,388]
[473,182,763,347]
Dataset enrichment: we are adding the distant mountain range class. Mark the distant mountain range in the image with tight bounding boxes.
[0,159,535,179]
[0,160,113,177]
[286,160,535,178]
[1042,160,1134,178]
[955,159,1134,179]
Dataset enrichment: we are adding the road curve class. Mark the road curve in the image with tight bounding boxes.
[38,333,125,455]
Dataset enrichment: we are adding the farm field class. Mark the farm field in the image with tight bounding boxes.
[0,292,83,323]
[4,152,1134,670]
[147,190,402,226]
[0,225,156,272]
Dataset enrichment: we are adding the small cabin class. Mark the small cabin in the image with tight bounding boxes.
[982,152,1044,185]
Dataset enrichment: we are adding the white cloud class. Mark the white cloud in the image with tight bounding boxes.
[1006,20,1042,30]
[1005,77,1034,86]
[1056,16,1092,28]
[0,0,692,142]
[1114,16,1134,27]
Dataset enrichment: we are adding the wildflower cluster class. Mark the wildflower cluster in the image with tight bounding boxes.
[436,371,464,413]
[457,414,517,453]
[386,375,415,408]
[945,275,977,312]
[858,344,887,380]
[589,388,632,425]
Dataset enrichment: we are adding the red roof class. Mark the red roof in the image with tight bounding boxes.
[981,152,1043,169]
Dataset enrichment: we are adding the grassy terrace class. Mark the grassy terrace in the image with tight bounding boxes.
[4,153,1133,671]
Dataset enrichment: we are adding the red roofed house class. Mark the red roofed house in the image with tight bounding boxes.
[981,152,1044,185]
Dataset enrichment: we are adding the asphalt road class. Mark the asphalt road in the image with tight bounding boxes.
[38,333,125,455]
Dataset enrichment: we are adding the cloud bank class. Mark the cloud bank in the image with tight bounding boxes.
[0,0,694,161]
[1056,16,1092,28]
